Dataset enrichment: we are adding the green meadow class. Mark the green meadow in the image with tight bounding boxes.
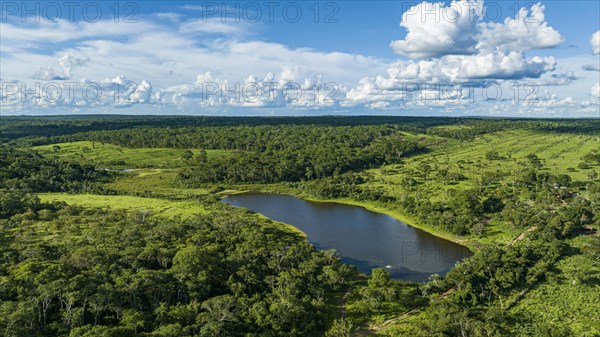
[33,129,599,246]
[38,193,209,218]
[3,116,599,336]
[359,130,599,244]
[34,141,233,169]
[372,130,598,193]
[104,169,213,198]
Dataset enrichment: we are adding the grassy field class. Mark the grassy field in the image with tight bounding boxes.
[34,141,233,169]
[38,193,209,218]
[359,130,599,244]
[37,193,306,238]
[372,130,598,193]
[434,130,597,181]
[104,169,213,198]
[31,130,599,246]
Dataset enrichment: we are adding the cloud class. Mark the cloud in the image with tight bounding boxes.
[0,20,160,44]
[162,71,346,109]
[94,76,159,106]
[390,1,563,59]
[592,83,600,99]
[32,55,89,80]
[347,1,576,115]
[447,52,556,80]
[179,18,245,35]
[582,64,600,72]
[535,71,579,86]
[0,4,590,116]
[592,30,600,54]
[477,3,564,52]
[1,17,385,97]
[154,12,183,22]
[32,66,67,81]
[521,91,576,107]
[390,0,483,58]
[58,55,89,78]
[346,51,556,100]
[1,75,162,112]
[581,30,600,71]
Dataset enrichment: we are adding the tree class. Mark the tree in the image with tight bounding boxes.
[582,151,600,166]
[198,295,239,337]
[326,319,353,337]
[554,174,572,188]
[485,151,502,160]
[368,268,392,289]
[482,196,504,213]
[196,150,208,164]
[526,153,543,168]
[181,150,194,161]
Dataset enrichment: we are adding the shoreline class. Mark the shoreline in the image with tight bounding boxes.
[221,188,477,252]
[301,196,475,251]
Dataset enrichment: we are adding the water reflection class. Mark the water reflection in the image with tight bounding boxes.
[223,193,472,282]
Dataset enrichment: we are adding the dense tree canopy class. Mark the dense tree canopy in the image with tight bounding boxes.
[0,145,108,193]
[1,115,598,336]
[0,198,352,336]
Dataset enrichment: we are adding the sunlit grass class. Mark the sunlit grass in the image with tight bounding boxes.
[34,141,234,169]
[38,193,209,218]
[104,169,212,198]
[364,130,599,243]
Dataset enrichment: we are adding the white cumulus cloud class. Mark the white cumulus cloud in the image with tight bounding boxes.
[390,1,563,59]
[58,55,89,78]
[390,0,483,58]
[592,83,600,99]
[477,3,563,53]
[591,30,600,54]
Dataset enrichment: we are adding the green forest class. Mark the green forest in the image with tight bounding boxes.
[1,115,599,336]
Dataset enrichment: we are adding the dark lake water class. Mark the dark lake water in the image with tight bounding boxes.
[222,193,472,282]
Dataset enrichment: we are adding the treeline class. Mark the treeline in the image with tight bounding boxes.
[176,129,423,183]
[425,119,600,140]
[4,116,598,145]
[55,125,408,150]
[2,116,437,143]
[5,115,600,147]
[0,194,353,336]
[0,145,108,193]
[36,124,424,184]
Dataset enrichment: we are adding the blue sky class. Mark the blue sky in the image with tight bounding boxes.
[1,0,599,116]
[150,1,600,59]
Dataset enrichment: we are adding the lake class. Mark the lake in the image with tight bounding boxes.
[222,193,472,282]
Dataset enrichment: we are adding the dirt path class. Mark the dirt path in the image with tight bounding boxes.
[352,308,422,336]
[511,226,537,245]
[340,285,353,319]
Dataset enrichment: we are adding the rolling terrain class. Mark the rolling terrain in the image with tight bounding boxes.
[1,116,598,336]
